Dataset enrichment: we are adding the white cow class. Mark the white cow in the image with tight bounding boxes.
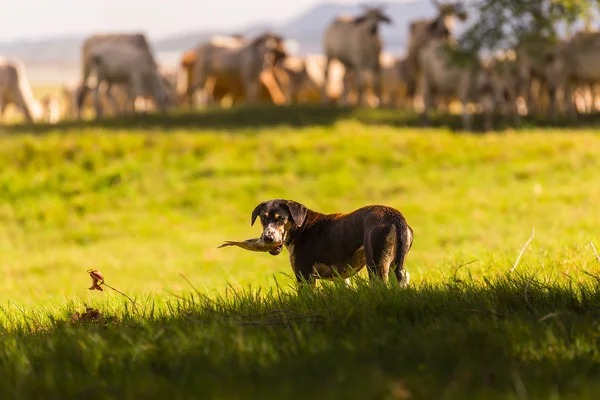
[78,41,171,118]
[188,32,288,105]
[545,30,600,120]
[77,33,165,118]
[322,7,393,107]
[0,57,43,123]
[419,39,497,131]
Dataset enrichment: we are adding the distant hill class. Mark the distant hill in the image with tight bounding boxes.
[0,0,436,63]
[154,1,437,54]
[0,36,85,64]
[2,0,597,70]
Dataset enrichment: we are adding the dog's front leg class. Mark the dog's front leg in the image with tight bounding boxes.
[295,271,316,292]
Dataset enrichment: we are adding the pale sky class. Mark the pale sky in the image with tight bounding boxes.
[0,0,384,42]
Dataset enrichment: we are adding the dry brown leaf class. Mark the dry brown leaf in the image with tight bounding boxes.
[87,269,104,291]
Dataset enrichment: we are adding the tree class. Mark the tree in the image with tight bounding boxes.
[456,0,600,54]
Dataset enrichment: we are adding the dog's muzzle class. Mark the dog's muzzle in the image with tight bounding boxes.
[269,244,283,256]
[262,228,284,256]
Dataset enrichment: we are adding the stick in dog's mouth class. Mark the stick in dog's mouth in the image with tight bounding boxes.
[218,237,283,256]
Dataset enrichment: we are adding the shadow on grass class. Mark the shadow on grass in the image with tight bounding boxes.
[2,272,600,398]
[1,105,353,135]
[357,107,600,132]
[3,104,600,135]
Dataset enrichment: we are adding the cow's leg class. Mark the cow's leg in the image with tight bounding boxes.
[117,84,132,113]
[92,79,104,118]
[0,99,13,122]
[131,73,149,114]
[587,83,595,113]
[527,79,537,117]
[15,94,33,123]
[355,68,367,108]
[583,83,592,114]
[203,76,218,106]
[339,68,353,106]
[105,83,122,115]
[566,81,578,121]
[541,80,551,116]
[245,78,259,105]
[372,65,383,109]
[460,101,472,132]
[185,64,196,108]
[40,99,49,122]
[547,81,559,122]
[581,84,590,114]
[154,88,168,113]
[189,64,211,106]
[387,85,399,109]
[480,92,495,133]
[321,57,333,105]
[459,81,473,132]
[572,85,581,114]
[147,74,167,113]
[420,79,433,126]
[281,74,295,105]
[592,83,600,112]
[510,93,521,126]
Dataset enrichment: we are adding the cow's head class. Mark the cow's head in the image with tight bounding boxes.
[251,32,288,69]
[355,5,393,26]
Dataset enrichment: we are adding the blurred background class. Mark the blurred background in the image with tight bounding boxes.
[1,0,446,84]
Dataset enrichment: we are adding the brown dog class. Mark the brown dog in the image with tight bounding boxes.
[251,199,414,287]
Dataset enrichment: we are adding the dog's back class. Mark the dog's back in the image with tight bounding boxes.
[289,204,413,285]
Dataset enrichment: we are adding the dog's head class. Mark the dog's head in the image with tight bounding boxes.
[250,199,308,256]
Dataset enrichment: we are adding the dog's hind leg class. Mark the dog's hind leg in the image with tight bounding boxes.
[394,224,414,288]
[364,224,397,284]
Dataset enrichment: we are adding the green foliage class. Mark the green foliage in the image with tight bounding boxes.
[458,0,600,53]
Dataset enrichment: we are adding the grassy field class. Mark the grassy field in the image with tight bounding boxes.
[0,105,599,399]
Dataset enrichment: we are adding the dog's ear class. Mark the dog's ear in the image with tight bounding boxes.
[251,202,265,226]
[285,200,307,227]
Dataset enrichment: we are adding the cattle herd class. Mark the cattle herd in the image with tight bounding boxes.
[1,0,600,130]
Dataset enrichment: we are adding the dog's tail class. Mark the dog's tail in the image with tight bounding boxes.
[393,221,413,287]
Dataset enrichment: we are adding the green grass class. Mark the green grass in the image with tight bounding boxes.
[0,105,599,398]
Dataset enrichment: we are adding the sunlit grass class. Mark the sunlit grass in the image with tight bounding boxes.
[0,106,599,398]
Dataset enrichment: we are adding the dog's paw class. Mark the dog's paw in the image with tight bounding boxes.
[397,270,410,288]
